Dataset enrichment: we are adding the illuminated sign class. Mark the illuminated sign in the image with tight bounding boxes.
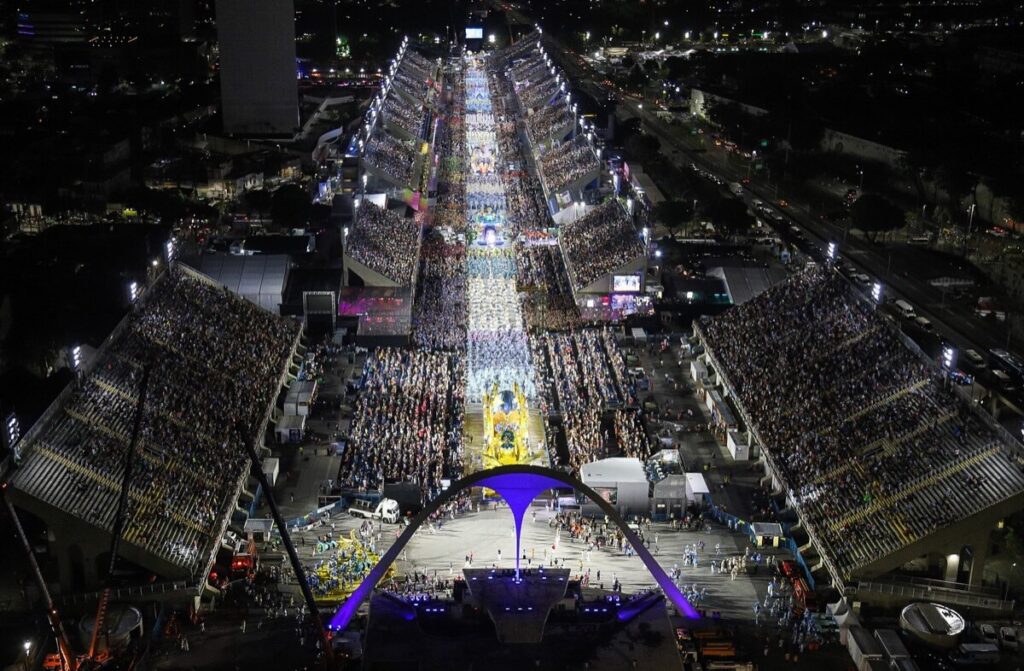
[466,27,483,39]
[613,275,641,293]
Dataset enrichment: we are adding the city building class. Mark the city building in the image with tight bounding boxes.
[215,0,299,137]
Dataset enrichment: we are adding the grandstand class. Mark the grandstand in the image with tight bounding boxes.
[5,265,301,591]
[694,266,1024,594]
[536,136,600,199]
[344,200,422,287]
[559,199,645,295]
[362,132,423,190]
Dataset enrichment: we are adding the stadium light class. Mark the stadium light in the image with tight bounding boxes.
[827,241,837,261]
[488,34,496,44]
[871,282,883,303]
[5,413,20,449]
[70,345,83,371]
[942,345,957,372]
[165,237,177,262]
[128,281,140,303]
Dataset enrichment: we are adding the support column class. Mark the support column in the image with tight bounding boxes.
[967,531,992,590]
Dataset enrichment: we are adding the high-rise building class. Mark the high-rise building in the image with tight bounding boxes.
[215,0,298,137]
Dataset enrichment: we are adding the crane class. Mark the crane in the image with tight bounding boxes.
[237,422,335,664]
[1,482,78,671]
[87,363,152,666]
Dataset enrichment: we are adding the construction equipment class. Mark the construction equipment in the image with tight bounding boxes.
[238,422,334,664]
[87,364,152,666]
[1,483,78,670]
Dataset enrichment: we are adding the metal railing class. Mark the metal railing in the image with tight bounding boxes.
[848,580,1014,612]
[55,579,195,607]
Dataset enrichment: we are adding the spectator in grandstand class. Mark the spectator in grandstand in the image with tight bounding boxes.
[560,200,644,288]
[348,201,420,286]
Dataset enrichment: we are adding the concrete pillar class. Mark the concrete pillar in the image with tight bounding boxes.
[968,532,992,590]
[943,552,960,582]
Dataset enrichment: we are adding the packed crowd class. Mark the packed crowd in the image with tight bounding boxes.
[700,266,1024,576]
[560,199,644,290]
[11,268,300,570]
[381,95,426,139]
[538,136,599,195]
[342,349,465,501]
[534,329,648,473]
[364,132,416,185]
[516,243,581,331]
[412,234,467,351]
[433,64,466,232]
[348,201,420,286]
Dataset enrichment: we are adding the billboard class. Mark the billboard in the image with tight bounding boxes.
[466,27,483,39]
[613,274,641,293]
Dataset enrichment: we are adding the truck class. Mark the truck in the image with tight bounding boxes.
[348,498,400,524]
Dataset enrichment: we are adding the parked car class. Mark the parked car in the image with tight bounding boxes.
[963,349,987,369]
[977,623,998,645]
[999,626,1018,651]
[992,369,1017,392]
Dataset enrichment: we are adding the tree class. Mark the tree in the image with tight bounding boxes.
[241,189,272,220]
[703,100,748,141]
[708,198,755,240]
[850,193,903,242]
[652,200,694,234]
[270,184,312,230]
[625,64,648,92]
[624,134,661,165]
[937,160,976,211]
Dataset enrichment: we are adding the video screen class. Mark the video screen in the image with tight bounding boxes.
[466,27,483,39]
[613,274,641,293]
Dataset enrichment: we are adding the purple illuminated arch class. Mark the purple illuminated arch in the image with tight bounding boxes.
[328,465,700,630]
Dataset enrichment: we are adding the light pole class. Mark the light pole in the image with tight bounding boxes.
[23,641,31,671]
[967,203,976,241]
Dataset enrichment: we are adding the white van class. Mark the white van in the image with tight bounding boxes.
[893,299,916,319]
